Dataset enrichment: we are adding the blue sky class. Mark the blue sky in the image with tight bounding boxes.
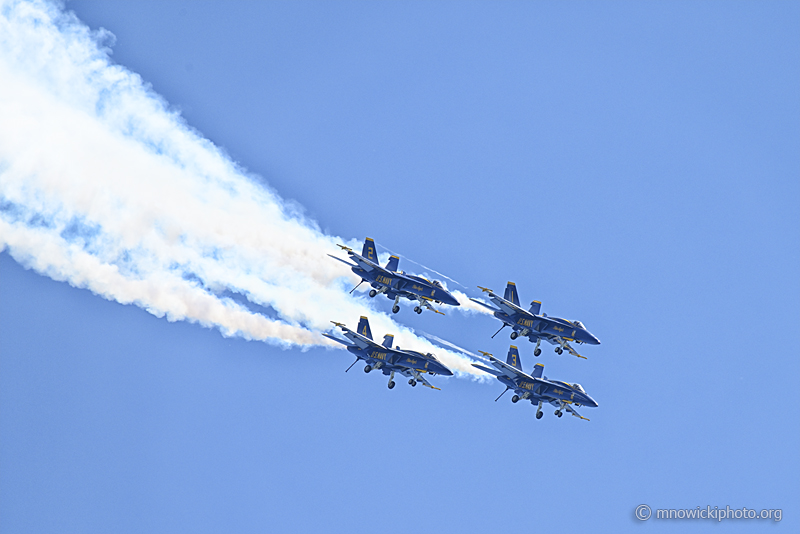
[1,1,798,533]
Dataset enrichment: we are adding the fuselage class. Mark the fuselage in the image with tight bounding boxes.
[498,310,600,345]
[347,345,453,376]
[497,375,598,407]
[353,264,460,307]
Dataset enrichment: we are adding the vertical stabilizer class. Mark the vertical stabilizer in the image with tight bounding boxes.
[530,363,544,379]
[385,255,400,272]
[529,300,542,315]
[362,238,377,262]
[356,316,373,340]
[382,334,394,348]
[504,282,520,306]
[506,345,522,370]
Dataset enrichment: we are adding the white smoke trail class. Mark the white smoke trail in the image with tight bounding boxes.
[0,0,483,375]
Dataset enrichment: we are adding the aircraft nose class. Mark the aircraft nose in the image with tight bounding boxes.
[586,396,599,408]
[446,292,460,306]
[589,333,601,345]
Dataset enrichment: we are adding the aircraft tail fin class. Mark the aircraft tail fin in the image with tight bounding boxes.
[529,300,542,315]
[506,345,522,370]
[504,282,520,306]
[385,255,400,272]
[356,316,373,340]
[382,334,394,348]
[530,362,544,379]
[362,238,378,262]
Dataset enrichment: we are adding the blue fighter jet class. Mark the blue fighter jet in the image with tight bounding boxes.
[329,237,460,315]
[469,282,600,359]
[323,316,453,389]
[473,346,598,420]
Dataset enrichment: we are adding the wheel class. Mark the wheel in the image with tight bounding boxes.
[534,348,541,356]
[369,289,377,298]
[536,411,543,419]
[388,381,395,389]
[415,307,422,314]
[511,395,519,403]
[510,331,518,340]
[409,379,416,387]
[557,411,563,418]
[364,365,372,373]
[392,305,400,314]
[554,410,560,416]
[555,347,562,355]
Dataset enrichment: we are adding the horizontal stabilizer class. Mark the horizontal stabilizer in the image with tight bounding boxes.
[469,297,498,312]
[385,255,400,272]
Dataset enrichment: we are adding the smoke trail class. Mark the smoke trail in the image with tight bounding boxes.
[0,0,483,375]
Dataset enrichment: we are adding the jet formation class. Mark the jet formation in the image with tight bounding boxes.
[327,237,601,421]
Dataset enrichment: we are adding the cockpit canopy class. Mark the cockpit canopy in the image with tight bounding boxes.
[572,320,585,329]
[432,280,443,288]
[572,383,585,392]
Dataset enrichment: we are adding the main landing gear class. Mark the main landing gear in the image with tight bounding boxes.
[392,295,401,314]
[364,364,372,373]
[534,339,541,357]
[536,401,543,419]
[511,395,520,403]
[510,331,518,340]
[387,371,396,389]
[369,289,378,297]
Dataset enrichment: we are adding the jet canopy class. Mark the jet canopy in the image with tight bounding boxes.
[432,280,443,288]
[572,383,585,392]
[572,320,585,329]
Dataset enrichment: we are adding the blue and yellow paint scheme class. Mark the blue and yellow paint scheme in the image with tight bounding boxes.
[469,282,600,359]
[473,346,598,420]
[324,316,453,390]
[328,237,460,315]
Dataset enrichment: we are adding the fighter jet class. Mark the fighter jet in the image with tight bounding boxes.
[469,282,600,359]
[473,346,598,420]
[329,237,460,315]
[323,316,453,389]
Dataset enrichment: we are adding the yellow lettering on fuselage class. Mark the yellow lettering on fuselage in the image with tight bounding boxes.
[518,381,535,390]
[371,352,387,360]
[517,318,533,327]
[554,326,564,333]
[376,275,393,285]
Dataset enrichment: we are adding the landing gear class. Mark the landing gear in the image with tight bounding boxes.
[558,411,563,418]
[369,289,377,298]
[536,411,543,419]
[510,331,518,340]
[534,348,541,356]
[364,364,372,373]
[388,381,395,389]
[414,306,422,314]
[511,395,520,403]
[536,401,543,419]
[534,339,541,357]
[555,347,563,355]
[408,379,417,387]
[392,305,400,314]
[554,409,562,417]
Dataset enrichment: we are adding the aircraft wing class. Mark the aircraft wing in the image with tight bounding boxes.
[348,252,381,273]
[338,327,379,350]
[538,334,586,359]
[472,363,503,376]
[486,292,528,317]
[564,403,590,421]
[468,297,499,312]
[322,332,353,346]
[327,254,357,268]
[415,373,440,390]
[486,354,533,381]
[562,341,586,359]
